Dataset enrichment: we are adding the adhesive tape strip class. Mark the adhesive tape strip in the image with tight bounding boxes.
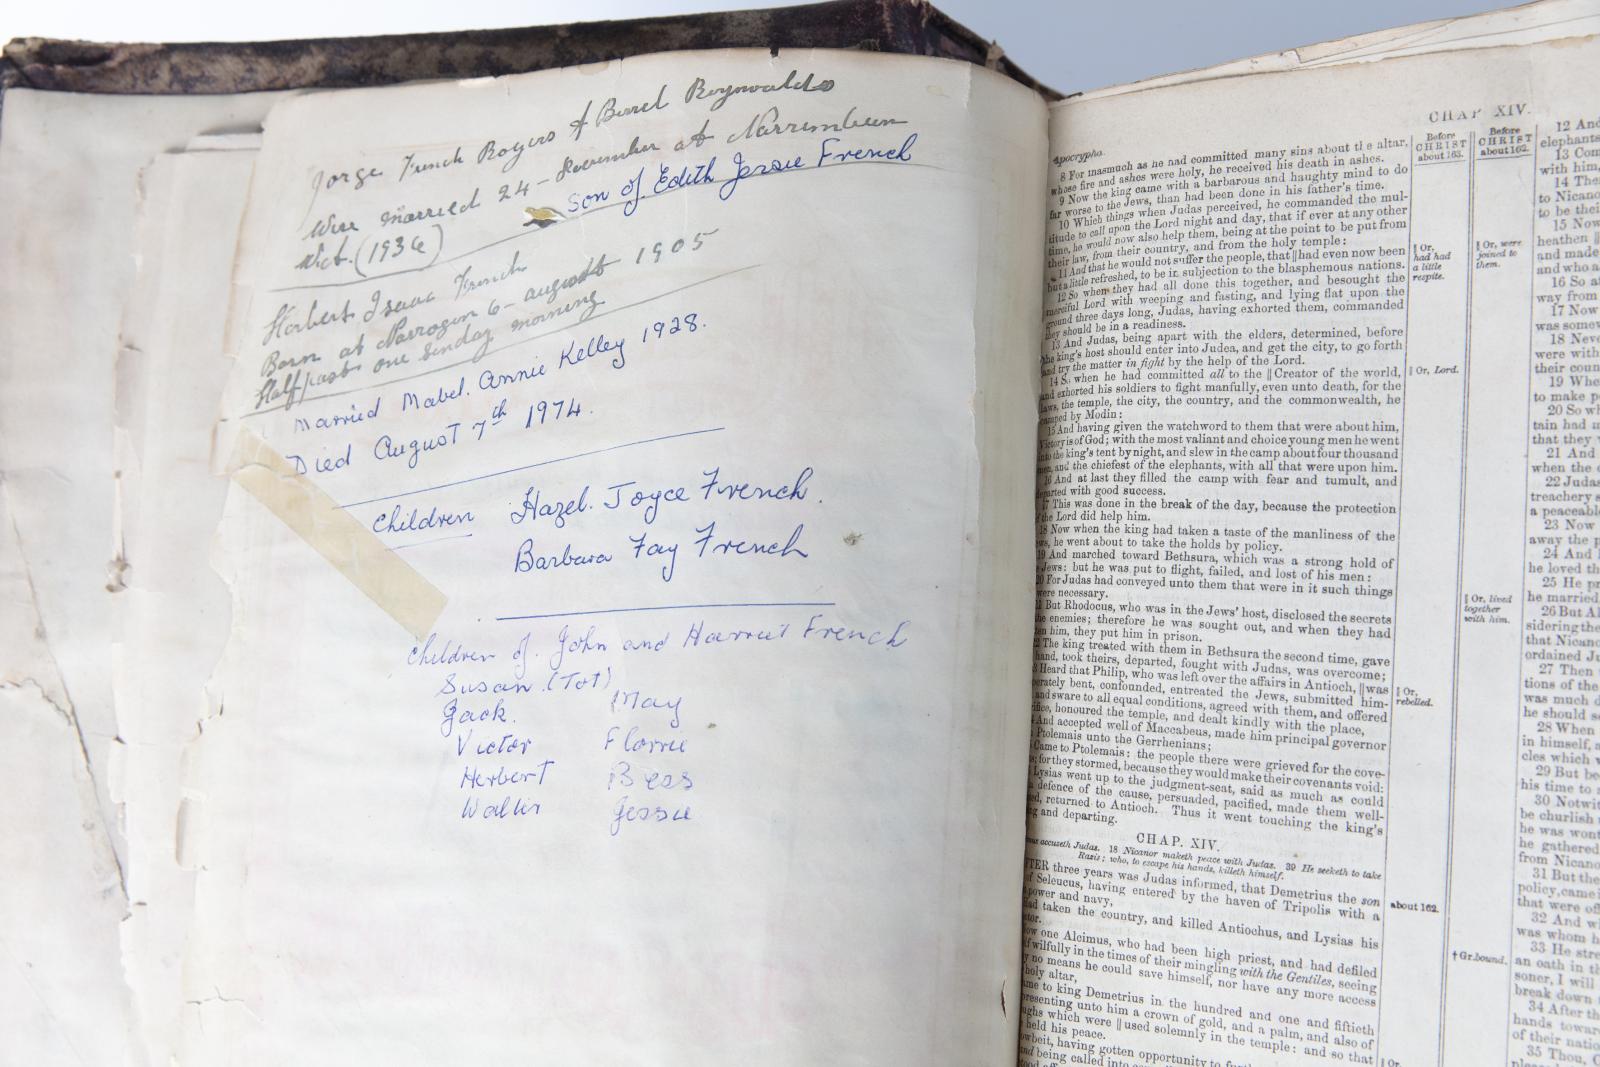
[228,428,446,639]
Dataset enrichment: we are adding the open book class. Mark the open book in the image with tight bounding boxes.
[3,1,1599,1063]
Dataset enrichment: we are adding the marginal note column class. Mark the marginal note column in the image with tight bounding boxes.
[1435,122,1538,1066]
[1372,127,1471,1067]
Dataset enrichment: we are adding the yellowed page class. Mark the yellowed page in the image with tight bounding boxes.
[1028,33,1600,1067]
[113,144,258,1067]
[0,87,284,1067]
[182,48,1044,1064]
[1077,0,1600,98]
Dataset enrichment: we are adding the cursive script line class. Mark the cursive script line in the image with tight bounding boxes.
[234,264,756,419]
[339,425,725,510]
[496,601,835,622]
[271,156,932,294]
[390,531,475,550]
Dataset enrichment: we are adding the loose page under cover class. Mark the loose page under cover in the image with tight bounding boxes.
[179,48,1044,1064]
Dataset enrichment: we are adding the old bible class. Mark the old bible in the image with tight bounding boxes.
[2,1,1599,1064]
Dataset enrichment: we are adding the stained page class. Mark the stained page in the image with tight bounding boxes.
[1076,0,1600,98]
[0,87,285,1067]
[1028,32,1600,1067]
[114,144,259,1067]
[182,48,1044,1064]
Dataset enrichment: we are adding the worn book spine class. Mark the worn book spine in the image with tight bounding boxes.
[0,0,1057,100]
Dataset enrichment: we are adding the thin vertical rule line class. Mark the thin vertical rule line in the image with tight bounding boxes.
[1502,122,1540,1061]
[1437,128,1476,1064]
[1372,132,1416,1067]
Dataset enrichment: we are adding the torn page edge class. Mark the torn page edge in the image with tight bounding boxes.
[0,482,130,899]
[110,151,182,1067]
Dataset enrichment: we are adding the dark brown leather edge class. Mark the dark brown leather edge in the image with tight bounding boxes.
[1,0,1059,100]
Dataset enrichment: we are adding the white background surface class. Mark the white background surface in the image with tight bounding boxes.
[2,0,1512,95]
